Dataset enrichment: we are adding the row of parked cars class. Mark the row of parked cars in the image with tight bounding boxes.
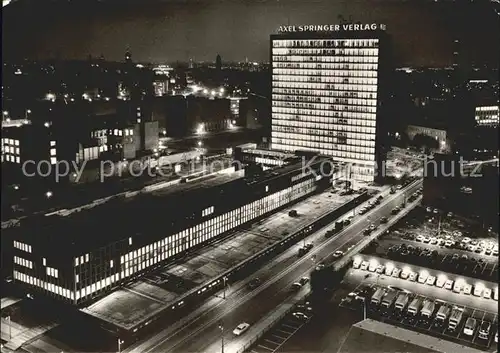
[359,287,498,342]
[353,258,499,300]
[413,233,499,257]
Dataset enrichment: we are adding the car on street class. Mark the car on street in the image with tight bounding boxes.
[292,312,310,321]
[360,261,369,270]
[376,265,385,274]
[416,235,425,242]
[233,323,250,336]
[291,282,302,291]
[380,216,388,224]
[478,321,491,340]
[409,272,418,281]
[369,224,377,231]
[333,250,344,259]
[426,207,432,213]
[248,278,262,289]
[299,277,310,286]
[304,243,314,251]
[463,284,472,295]
[363,228,372,235]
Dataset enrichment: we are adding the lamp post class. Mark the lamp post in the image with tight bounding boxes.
[6,315,11,340]
[222,277,228,299]
[117,338,124,353]
[361,298,367,320]
[218,323,225,353]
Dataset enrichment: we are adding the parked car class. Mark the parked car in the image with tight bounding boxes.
[299,277,310,286]
[292,312,310,321]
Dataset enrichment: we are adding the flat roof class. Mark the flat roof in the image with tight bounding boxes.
[81,190,356,331]
[338,319,485,353]
[11,169,245,254]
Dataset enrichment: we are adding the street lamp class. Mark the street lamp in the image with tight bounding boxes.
[222,276,228,299]
[197,141,203,147]
[6,315,11,339]
[117,338,124,353]
[218,323,225,353]
[360,298,367,320]
[46,191,53,198]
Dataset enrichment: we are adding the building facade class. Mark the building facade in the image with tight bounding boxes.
[475,105,499,127]
[270,25,390,181]
[11,159,331,305]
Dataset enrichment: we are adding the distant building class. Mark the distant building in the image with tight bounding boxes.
[9,157,332,305]
[406,125,449,152]
[216,54,222,71]
[228,96,247,125]
[475,105,499,127]
[270,25,391,182]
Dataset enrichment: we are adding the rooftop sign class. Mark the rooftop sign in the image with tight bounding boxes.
[277,23,386,34]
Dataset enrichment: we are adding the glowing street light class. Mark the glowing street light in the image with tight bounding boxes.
[219,87,224,93]
[210,90,216,96]
[197,141,203,147]
[203,89,208,94]
[46,191,53,198]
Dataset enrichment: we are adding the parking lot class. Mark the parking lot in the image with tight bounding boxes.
[340,281,498,351]
[368,205,499,282]
[368,235,498,283]
[247,300,313,353]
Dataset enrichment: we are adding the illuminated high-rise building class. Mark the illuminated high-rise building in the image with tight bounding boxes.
[270,24,390,181]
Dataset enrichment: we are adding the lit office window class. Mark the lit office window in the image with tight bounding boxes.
[43,258,46,266]
[50,157,57,165]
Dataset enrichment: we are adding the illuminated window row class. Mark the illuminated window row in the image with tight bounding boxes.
[13,240,32,253]
[272,108,376,119]
[273,82,378,93]
[272,129,376,140]
[3,155,20,163]
[202,206,215,217]
[273,95,377,107]
[273,116,376,129]
[272,39,379,48]
[271,132,376,150]
[1,138,20,146]
[272,87,376,100]
[272,81,379,93]
[272,69,378,77]
[272,101,377,113]
[272,69,378,79]
[272,47,379,56]
[272,75,378,86]
[14,270,74,300]
[254,157,283,166]
[272,55,379,64]
[74,253,90,266]
[272,62,378,71]
[272,142,376,163]
[2,146,20,154]
[14,256,33,269]
[46,266,59,278]
[272,124,377,136]
[75,179,319,300]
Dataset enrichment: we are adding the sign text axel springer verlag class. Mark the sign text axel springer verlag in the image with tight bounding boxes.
[278,23,386,33]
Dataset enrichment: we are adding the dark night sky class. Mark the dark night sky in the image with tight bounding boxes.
[2,0,499,67]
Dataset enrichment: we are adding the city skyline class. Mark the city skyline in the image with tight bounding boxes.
[3,0,500,67]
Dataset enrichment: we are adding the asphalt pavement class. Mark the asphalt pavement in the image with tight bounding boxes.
[126,181,422,353]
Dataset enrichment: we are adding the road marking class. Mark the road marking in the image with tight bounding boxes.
[271,333,286,340]
[257,344,274,351]
[277,329,293,335]
[282,323,297,330]
[264,338,280,346]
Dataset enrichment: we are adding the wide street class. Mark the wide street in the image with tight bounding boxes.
[127,180,422,353]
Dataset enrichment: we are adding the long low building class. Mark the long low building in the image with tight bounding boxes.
[10,157,334,306]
